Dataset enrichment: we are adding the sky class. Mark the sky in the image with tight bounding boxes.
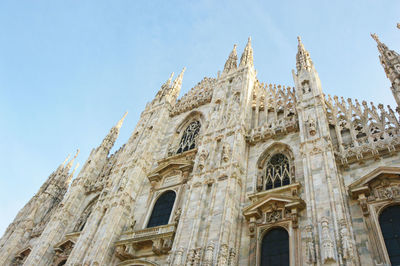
[0,0,399,235]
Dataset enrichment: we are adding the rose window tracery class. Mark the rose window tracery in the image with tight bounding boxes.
[177,121,201,154]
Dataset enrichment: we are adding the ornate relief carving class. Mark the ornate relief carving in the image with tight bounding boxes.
[52,239,75,266]
[198,149,208,170]
[307,115,317,136]
[170,77,216,117]
[173,247,184,266]
[320,217,335,263]
[222,142,231,163]
[305,225,316,264]
[217,244,228,266]
[325,95,400,165]
[228,247,237,266]
[339,220,354,261]
[203,241,214,266]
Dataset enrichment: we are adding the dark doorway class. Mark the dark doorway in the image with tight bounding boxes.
[260,227,289,266]
[379,205,400,265]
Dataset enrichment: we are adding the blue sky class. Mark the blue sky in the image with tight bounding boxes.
[0,1,399,235]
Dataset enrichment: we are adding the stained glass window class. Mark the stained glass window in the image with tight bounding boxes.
[147,191,176,228]
[177,121,201,154]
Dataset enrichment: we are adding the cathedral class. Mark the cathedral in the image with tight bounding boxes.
[2,25,400,266]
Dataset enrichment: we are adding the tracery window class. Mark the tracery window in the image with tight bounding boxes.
[264,153,292,190]
[177,121,201,154]
[379,205,400,265]
[260,228,289,266]
[147,191,176,228]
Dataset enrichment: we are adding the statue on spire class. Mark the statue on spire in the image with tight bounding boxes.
[223,44,238,74]
[239,37,254,68]
[296,36,313,72]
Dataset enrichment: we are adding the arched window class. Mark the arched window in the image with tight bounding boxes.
[264,153,292,190]
[379,205,400,265]
[260,228,289,266]
[177,121,201,154]
[147,191,176,228]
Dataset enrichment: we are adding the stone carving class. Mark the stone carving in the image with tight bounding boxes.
[266,210,283,224]
[320,217,335,263]
[222,142,231,162]
[305,225,316,264]
[52,240,74,266]
[198,149,208,170]
[174,208,182,223]
[374,184,400,200]
[173,247,184,266]
[339,220,353,261]
[228,247,237,266]
[325,95,400,164]
[217,244,229,266]
[246,82,298,143]
[203,241,214,266]
[170,78,216,117]
[307,116,317,136]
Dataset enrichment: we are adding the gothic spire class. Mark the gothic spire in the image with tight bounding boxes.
[65,149,80,172]
[371,33,390,55]
[371,33,400,106]
[239,37,254,68]
[116,111,128,130]
[296,36,313,72]
[172,67,186,90]
[223,44,238,73]
[101,112,128,152]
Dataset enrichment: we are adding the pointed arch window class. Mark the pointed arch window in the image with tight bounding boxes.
[264,153,292,190]
[147,191,176,228]
[177,121,201,154]
[260,228,289,266]
[379,205,400,265]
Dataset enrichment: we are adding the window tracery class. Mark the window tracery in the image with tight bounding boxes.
[264,153,292,190]
[177,121,201,154]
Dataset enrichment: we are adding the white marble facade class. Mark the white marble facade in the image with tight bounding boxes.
[2,28,400,266]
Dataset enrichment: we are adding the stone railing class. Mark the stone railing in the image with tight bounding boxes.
[325,95,400,165]
[115,223,177,260]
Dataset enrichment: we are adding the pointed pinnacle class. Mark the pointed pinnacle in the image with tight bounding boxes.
[173,67,186,86]
[62,154,71,167]
[71,162,80,176]
[371,33,380,44]
[116,111,128,129]
[66,149,80,170]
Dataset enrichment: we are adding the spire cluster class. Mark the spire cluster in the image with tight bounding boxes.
[239,37,254,68]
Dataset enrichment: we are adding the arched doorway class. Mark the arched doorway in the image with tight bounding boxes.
[379,205,400,265]
[260,227,289,266]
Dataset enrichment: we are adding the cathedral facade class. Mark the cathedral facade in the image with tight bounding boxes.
[2,27,400,266]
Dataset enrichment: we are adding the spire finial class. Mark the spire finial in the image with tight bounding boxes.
[116,111,128,129]
[239,37,254,68]
[296,36,313,72]
[223,44,238,73]
[371,33,381,44]
[66,149,80,171]
[172,67,186,89]
[62,154,71,167]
